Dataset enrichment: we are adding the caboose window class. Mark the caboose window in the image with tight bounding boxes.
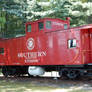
[64,24,68,29]
[0,48,4,54]
[27,25,31,32]
[68,39,76,48]
[46,21,51,29]
[39,22,44,30]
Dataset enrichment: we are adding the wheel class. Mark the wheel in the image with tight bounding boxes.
[59,70,62,77]
[2,66,17,77]
[66,70,79,79]
[59,69,69,79]
[2,66,9,77]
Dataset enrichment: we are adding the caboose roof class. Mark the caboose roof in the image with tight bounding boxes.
[71,24,92,30]
[26,18,69,24]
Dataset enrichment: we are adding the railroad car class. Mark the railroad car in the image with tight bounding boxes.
[0,18,92,79]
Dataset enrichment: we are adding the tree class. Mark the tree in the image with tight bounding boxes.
[69,0,92,26]
[0,0,71,21]
[0,0,92,38]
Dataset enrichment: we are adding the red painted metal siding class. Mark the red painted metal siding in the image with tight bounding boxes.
[0,18,92,66]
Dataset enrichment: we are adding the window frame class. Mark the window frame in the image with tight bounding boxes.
[38,22,44,31]
[27,24,31,32]
[68,39,77,48]
[0,48,4,55]
[46,21,52,29]
[64,24,68,29]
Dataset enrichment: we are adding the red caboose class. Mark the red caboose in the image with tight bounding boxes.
[0,18,92,79]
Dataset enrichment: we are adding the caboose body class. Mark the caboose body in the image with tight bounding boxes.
[0,18,92,79]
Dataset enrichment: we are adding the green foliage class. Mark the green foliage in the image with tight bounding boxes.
[69,1,92,26]
[0,0,92,38]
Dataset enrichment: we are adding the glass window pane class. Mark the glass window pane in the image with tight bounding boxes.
[68,39,76,48]
[0,48,4,54]
[73,39,76,47]
[27,25,31,32]
[64,24,68,29]
[46,21,51,29]
[39,22,43,30]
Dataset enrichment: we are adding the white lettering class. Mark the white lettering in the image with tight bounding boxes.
[18,51,46,59]
[52,22,63,26]
[38,51,46,57]
[18,51,46,63]
[25,59,39,63]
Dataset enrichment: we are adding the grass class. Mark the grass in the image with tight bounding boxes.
[0,76,91,92]
[0,80,54,92]
[70,90,92,92]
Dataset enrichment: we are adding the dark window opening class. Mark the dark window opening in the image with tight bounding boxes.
[27,25,31,32]
[0,48,4,54]
[46,21,51,29]
[68,39,76,48]
[64,24,68,29]
[39,22,44,30]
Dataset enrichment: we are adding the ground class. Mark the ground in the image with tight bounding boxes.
[0,72,92,92]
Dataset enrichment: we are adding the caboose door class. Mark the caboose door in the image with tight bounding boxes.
[81,29,90,64]
[89,28,92,64]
